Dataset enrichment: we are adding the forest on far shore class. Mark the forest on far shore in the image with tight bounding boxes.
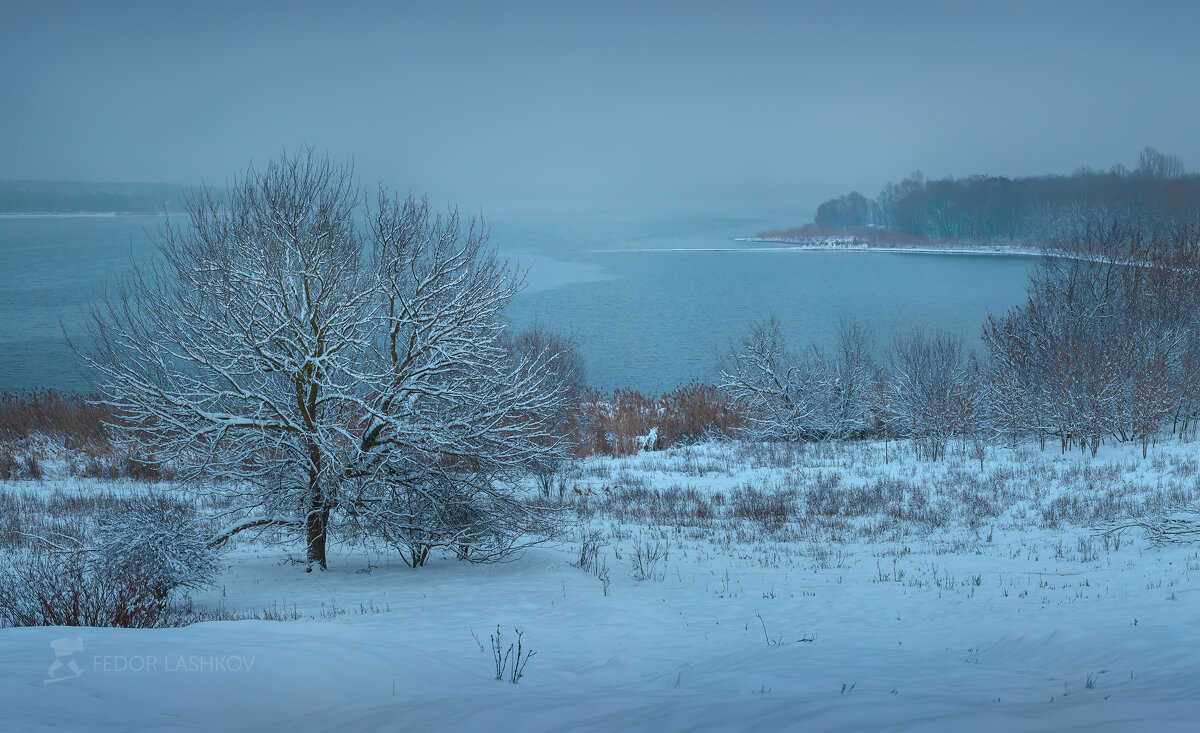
[0,180,205,213]
[808,147,1200,242]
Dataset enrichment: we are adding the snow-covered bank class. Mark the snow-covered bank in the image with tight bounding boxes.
[594,236,1082,259]
[736,236,1051,257]
[3,438,1200,731]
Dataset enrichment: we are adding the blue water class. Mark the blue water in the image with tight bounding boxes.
[509,248,1035,392]
[0,211,1035,393]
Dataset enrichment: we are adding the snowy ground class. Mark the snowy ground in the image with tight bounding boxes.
[2,438,1200,731]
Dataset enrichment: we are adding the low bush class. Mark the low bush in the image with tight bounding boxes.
[0,549,176,628]
[629,531,670,581]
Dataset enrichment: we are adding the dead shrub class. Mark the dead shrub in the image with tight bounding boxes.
[0,549,175,628]
[804,477,947,529]
[729,485,797,529]
[121,454,169,481]
[0,450,43,481]
[23,453,43,481]
[82,456,120,479]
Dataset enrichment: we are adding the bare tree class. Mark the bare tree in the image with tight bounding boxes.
[1137,146,1185,180]
[75,151,568,570]
[981,312,1041,447]
[828,320,878,439]
[500,323,586,496]
[983,217,1200,455]
[719,319,827,442]
[887,328,977,461]
[719,319,877,442]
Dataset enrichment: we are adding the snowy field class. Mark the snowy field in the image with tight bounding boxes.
[3,438,1200,731]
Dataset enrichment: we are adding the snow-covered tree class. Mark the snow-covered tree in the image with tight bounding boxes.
[982,220,1200,456]
[501,324,587,495]
[719,319,877,441]
[886,328,978,461]
[719,319,827,442]
[75,151,569,570]
[827,320,878,439]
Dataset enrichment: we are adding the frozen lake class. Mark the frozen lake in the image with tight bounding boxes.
[0,211,1036,393]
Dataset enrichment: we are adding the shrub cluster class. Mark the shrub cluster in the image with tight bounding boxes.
[0,490,220,628]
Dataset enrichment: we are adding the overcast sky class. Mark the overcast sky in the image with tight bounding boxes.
[3,0,1198,215]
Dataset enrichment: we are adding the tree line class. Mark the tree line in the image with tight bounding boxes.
[0,180,203,213]
[813,148,1200,241]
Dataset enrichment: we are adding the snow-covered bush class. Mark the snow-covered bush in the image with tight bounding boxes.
[93,495,220,601]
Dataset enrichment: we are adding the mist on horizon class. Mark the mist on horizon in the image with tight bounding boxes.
[3,0,1199,218]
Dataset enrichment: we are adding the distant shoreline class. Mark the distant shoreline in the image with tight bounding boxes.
[733,236,1049,257]
[592,235,1104,262]
[0,211,170,218]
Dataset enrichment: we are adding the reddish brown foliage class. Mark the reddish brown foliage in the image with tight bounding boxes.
[570,381,746,457]
[0,390,111,448]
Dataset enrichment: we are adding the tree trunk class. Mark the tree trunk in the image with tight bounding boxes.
[305,441,328,571]
[306,500,329,571]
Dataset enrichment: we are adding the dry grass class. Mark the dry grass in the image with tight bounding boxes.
[0,390,111,448]
[564,438,1200,551]
[572,382,746,457]
[0,384,742,477]
[0,391,176,481]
